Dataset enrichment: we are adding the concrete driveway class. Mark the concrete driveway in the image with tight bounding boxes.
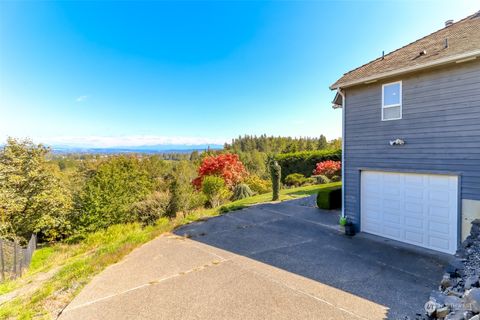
[59,196,449,320]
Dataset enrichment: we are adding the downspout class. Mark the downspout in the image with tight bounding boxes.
[337,88,346,218]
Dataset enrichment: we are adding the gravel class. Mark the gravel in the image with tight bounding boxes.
[423,220,480,320]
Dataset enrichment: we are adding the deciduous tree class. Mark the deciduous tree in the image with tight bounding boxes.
[192,153,247,189]
[77,156,153,232]
[0,138,73,243]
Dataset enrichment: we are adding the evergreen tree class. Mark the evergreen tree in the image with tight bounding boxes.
[270,160,281,201]
[317,135,328,150]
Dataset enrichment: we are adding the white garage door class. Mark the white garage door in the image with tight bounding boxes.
[361,171,458,254]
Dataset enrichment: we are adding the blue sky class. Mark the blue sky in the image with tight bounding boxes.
[0,1,478,147]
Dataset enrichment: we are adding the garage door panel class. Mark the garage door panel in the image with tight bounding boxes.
[383,199,401,210]
[384,187,401,197]
[383,226,401,239]
[429,206,450,219]
[361,171,458,254]
[384,213,401,224]
[405,231,423,244]
[405,174,425,186]
[363,207,381,218]
[384,174,401,183]
[404,202,423,214]
[428,175,451,187]
[429,190,452,202]
[405,189,424,200]
[429,237,450,251]
[405,216,423,228]
[429,221,450,234]
[364,185,382,195]
[363,224,382,234]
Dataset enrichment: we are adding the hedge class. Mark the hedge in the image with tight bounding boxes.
[275,149,341,182]
[316,186,342,210]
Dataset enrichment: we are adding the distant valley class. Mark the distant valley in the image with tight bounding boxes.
[50,144,224,154]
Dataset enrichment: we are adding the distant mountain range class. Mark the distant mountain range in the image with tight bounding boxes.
[50,144,224,154]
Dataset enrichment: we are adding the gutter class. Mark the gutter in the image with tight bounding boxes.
[336,88,346,218]
[330,49,480,90]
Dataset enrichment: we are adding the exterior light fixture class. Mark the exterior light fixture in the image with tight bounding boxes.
[389,139,405,146]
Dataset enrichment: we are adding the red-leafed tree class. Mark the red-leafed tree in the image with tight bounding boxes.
[313,160,341,179]
[192,153,247,189]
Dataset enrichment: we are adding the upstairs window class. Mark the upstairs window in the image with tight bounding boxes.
[382,81,402,121]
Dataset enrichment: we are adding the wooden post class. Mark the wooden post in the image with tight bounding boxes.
[0,239,4,281]
[19,250,23,278]
[13,240,17,278]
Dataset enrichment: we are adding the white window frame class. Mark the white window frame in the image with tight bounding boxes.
[381,81,402,121]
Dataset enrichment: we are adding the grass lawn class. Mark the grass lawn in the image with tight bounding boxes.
[0,182,340,319]
[219,182,341,212]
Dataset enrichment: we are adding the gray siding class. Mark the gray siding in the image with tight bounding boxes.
[344,60,480,227]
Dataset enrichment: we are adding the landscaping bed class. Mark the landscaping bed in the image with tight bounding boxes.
[425,220,480,320]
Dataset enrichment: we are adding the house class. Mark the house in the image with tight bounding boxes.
[330,11,480,254]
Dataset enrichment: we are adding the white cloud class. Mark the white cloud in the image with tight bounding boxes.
[75,95,89,102]
[39,135,227,148]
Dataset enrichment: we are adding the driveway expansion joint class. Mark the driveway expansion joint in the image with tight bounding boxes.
[62,257,230,314]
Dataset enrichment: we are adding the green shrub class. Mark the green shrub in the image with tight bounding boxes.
[312,175,331,184]
[330,175,341,182]
[339,216,347,226]
[77,156,153,233]
[232,183,254,201]
[284,173,308,187]
[131,191,170,225]
[270,160,281,201]
[275,149,341,182]
[201,176,232,208]
[316,187,342,210]
[188,192,208,211]
[244,175,272,194]
[167,161,205,216]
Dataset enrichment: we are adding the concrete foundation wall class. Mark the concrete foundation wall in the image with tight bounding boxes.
[462,199,480,241]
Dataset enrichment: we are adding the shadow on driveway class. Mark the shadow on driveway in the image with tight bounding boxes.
[174,196,450,319]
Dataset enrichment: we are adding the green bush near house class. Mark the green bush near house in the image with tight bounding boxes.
[276,149,341,182]
[330,175,341,182]
[284,173,309,187]
[316,186,342,210]
[312,174,331,184]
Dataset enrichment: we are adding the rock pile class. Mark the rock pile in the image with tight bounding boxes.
[425,220,480,320]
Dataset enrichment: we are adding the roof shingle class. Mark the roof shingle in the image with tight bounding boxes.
[330,11,480,89]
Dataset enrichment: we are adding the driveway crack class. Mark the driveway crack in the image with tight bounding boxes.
[62,258,230,314]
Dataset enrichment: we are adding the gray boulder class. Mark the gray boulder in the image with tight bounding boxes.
[442,274,455,289]
[425,300,441,317]
[465,275,480,290]
[463,288,480,312]
[445,296,463,309]
[445,311,465,320]
[431,290,447,305]
[436,306,450,318]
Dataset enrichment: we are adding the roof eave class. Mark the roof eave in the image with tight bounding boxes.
[329,49,480,90]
